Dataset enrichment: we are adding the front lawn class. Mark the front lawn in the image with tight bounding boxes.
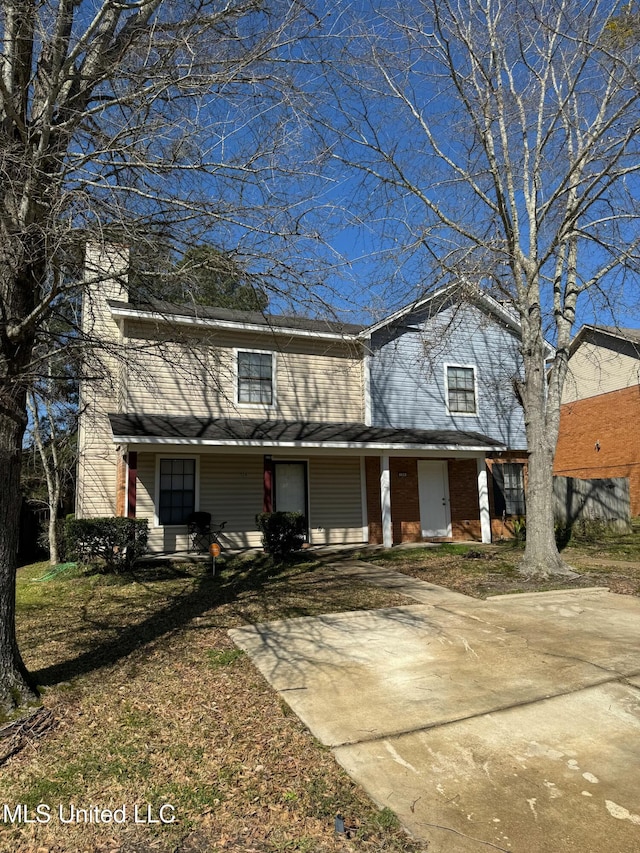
[358,522,640,599]
[1,555,422,853]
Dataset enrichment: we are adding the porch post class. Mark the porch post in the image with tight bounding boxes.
[263,455,273,513]
[476,456,491,544]
[381,454,392,548]
[127,451,138,519]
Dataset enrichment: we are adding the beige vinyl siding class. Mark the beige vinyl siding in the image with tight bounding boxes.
[122,320,364,423]
[137,451,264,552]
[76,396,119,517]
[199,454,264,548]
[76,247,127,518]
[136,450,365,552]
[308,456,364,544]
[563,342,640,403]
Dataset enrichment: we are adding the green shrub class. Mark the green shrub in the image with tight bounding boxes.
[66,517,149,572]
[512,516,526,542]
[256,511,305,558]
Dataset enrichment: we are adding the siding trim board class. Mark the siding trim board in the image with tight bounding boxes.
[364,283,523,338]
[109,302,362,342]
[114,436,502,452]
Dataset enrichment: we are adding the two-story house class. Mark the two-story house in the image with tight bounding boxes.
[554,325,640,516]
[77,244,529,552]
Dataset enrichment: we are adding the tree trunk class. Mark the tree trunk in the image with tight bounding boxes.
[519,327,577,579]
[0,392,39,714]
[27,391,61,565]
[47,506,60,566]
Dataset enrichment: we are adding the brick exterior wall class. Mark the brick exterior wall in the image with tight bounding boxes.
[448,459,482,540]
[554,384,640,516]
[391,458,422,543]
[365,455,507,544]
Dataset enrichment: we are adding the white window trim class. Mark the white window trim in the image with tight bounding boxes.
[234,347,277,411]
[444,363,479,417]
[154,454,200,528]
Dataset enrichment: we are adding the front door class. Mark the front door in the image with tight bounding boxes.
[417,460,451,538]
[274,462,308,533]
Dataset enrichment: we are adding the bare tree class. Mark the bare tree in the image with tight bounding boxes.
[319,0,640,576]
[0,0,323,713]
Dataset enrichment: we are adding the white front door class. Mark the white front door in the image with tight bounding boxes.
[418,460,451,538]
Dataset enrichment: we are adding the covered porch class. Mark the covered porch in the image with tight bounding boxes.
[109,415,504,553]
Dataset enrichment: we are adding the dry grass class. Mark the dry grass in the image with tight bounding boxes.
[1,555,424,853]
[358,526,640,599]
[7,526,639,852]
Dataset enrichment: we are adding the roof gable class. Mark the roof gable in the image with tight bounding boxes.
[570,324,640,357]
[363,283,522,338]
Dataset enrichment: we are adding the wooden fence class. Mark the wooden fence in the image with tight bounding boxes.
[553,476,631,530]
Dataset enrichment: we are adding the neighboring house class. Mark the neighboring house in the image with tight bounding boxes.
[77,245,529,552]
[554,325,640,517]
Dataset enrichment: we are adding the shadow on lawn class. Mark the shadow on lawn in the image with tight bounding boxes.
[31,554,305,688]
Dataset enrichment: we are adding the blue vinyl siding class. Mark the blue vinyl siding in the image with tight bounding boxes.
[370,301,527,448]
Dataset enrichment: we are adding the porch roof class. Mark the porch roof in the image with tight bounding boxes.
[109,414,505,452]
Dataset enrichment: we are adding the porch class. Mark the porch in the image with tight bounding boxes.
[109,414,508,553]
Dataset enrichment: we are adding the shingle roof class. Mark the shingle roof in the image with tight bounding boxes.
[107,299,365,337]
[571,324,640,354]
[109,414,504,450]
[596,326,640,344]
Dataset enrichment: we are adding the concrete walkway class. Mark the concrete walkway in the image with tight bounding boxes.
[229,560,640,853]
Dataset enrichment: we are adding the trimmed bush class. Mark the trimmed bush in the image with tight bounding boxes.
[66,517,149,572]
[256,512,306,559]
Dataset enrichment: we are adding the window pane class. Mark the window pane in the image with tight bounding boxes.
[238,351,273,404]
[159,458,196,525]
[503,463,526,515]
[447,367,476,413]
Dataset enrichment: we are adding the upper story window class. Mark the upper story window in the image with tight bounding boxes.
[238,351,273,405]
[159,458,195,525]
[446,365,476,414]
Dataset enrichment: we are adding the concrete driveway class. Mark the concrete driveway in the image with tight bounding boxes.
[229,561,640,853]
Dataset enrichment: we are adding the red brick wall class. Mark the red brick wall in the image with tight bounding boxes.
[365,455,491,544]
[390,458,422,542]
[364,454,534,544]
[554,385,640,516]
[448,459,482,541]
